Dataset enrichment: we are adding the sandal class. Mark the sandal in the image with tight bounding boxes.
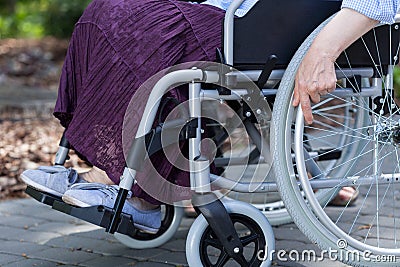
[184,205,198,218]
[329,186,359,206]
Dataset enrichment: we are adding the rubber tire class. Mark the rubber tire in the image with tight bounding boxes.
[114,206,184,249]
[186,199,275,266]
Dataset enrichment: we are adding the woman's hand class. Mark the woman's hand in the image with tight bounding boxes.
[292,8,377,124]
[292,49,337,125]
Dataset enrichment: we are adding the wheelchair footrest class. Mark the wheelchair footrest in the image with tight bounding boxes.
[25,186,139,238]
[25,185,61,205]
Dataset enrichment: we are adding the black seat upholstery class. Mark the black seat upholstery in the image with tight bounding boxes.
[231,0,400,70]
[232,0,342,69]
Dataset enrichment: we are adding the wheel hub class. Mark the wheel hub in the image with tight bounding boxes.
[374,123,400,146]
[392,127,400,145]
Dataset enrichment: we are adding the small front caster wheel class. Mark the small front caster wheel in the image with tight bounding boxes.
[186,200,274,266]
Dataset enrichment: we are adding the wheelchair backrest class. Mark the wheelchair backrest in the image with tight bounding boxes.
[231,0,400,70]
[231,0,342,69]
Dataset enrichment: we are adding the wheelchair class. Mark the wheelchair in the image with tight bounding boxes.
[24,0,400,266]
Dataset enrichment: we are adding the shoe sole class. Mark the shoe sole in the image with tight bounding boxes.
[20,173,63,197]
[62,194,91,207]
[62,194,159,234]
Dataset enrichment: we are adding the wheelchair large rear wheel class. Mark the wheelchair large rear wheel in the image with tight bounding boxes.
[273,16,400,266]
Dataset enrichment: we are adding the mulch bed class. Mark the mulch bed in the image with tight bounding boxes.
[0,38,89,200]
[0,116,89,200]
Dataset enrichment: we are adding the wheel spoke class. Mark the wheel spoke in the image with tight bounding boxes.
[240,232,259,246]
[215,251,230,267]
[204,236,224,250]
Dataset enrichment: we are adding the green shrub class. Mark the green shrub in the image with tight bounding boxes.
[394,66,400,98]
[0,0,90,38]
[44,0,91,38]
[0,1,46,38]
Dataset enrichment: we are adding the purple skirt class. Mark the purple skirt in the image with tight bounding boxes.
[54,0,225,204]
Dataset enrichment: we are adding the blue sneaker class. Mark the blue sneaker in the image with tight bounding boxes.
[62,183,161,234]
[21,166,85,197]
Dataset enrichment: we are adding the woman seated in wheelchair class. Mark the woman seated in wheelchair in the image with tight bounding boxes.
[20,0,399,233]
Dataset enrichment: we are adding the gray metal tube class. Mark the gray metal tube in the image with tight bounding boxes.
[223,0,246,65]
[119,167,136,190]
[54,147,69,165]
[189,82,202,189]
[193,158,211,193]
[135,69,204,139]
[244,119,271,163]
[210,174,278,193]
[211,172,400,193]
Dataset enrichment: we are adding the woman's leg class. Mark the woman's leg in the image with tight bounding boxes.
[79,166,114,184]
[80,166,160,210]
[54,0,225,206]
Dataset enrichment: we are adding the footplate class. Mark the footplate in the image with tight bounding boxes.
[25,186,140,238]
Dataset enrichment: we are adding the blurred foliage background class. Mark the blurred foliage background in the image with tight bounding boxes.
[0,0,91,38]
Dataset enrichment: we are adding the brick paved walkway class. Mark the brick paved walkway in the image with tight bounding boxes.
[0,197,352,267]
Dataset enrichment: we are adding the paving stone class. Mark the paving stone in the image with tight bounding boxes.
[81,255,137,267]
[273,226,310,243]
[11,198,45,206]
[173,228,190,240]
[178,217,195,228]
[119,247,167,261]
[0,253,25,265]
[27,208,79,222]
[0,240,50,255]
[71,228,110,240]
[150,250,188,266]
[29,247,99,265]
[2,258,63,267]
[0,214,47,229]
[272,248,349,267]
[273,258,348,267]
[353,224,399,240]
[0,226,62,244]
[134,261,176,267]
[1,210,70,223]
[0,202,27,214]
[274,240,320,256]
[80,240,141,258]
[160,238,186,252]
[273,259,307,267]
[50,235,147,258]
[352,215,400,228]
[0,202,74,222]
[45,234,110,251]
[28,221,99,235]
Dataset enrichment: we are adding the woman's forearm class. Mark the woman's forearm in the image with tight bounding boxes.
[293,8,378,124]
[312,8,378,61]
